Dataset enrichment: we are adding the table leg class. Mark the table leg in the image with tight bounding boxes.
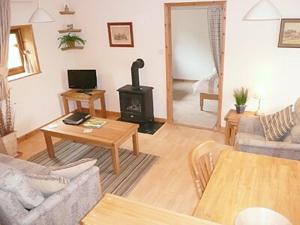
[225,123,230,145]
[111,145,120,175]
[100,95,107,118]
[230,126,237,146]
[89,100,96,116]
[43,133,55,158]
[76,101,82,112]
[132,131,139,155]
[200,94,204,111]
[62,97,70,115]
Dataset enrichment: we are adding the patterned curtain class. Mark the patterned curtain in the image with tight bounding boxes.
[0,0,11,101]
[207,7,224,78]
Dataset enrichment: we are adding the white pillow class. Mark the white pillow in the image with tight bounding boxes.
[50,158,97,179]
[0,163,44,209]
[27,174,70,197]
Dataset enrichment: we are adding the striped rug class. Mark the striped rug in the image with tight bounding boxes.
[28,140,158,196]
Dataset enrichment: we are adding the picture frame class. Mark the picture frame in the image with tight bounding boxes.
[278,18,300,48]
[107,22,134,47]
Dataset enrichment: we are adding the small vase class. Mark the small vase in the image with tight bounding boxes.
[235,104,246,114]
[0,132,18,157]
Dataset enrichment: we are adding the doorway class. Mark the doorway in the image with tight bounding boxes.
[165,1,226,130]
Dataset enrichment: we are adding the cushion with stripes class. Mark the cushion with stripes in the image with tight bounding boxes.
[260,105,295,141]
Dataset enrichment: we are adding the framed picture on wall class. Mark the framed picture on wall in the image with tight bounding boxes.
[278,19,300,48]
[107,22,134,47]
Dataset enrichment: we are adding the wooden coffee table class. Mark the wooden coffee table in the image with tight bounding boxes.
[40,116,139,175]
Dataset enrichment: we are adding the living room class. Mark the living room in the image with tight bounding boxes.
[0,0,300,225]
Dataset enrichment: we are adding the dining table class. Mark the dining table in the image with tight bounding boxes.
[81,194,221,225]
[193,150,300,225]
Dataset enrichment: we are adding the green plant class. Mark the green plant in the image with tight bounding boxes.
[58,33,86,48]
[0,92,14,137]
[233,87,248,106]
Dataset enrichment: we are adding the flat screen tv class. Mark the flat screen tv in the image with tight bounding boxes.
[68,70,97,91]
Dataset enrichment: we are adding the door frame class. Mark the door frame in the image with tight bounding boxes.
[164,1,227,130]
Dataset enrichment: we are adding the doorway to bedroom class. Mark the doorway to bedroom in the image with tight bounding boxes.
[165,2,226,130]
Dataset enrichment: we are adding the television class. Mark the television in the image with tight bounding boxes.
[68,70,97,91]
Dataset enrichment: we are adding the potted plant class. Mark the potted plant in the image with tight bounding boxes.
[58,33,86,49]
[0,92,17,157]
[233,87,248,114]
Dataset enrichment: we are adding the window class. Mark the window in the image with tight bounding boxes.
[8,25,41,81]
[8,29,25,76]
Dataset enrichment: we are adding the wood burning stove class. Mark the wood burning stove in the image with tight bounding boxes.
[118,59,154,124]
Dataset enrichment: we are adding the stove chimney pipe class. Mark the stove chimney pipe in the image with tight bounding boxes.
[131,58,144,90]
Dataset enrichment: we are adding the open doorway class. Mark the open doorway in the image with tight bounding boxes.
[165,2,226,130]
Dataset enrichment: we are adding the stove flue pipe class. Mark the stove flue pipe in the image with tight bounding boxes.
[131,58,144,90]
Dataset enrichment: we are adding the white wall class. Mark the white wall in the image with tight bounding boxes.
[11,0,300,136]
[70,0,300,125]
[223,0,300,120]
[10,0,78,136]
[171,7,215,81]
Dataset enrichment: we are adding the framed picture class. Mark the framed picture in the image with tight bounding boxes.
[278,19,300,48]
[107,22,134,47]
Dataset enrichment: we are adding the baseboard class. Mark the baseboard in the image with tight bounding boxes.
[17,110,167,143]
[17,129,41,143]
[82,108,167,123]
[173,78,197,82]
[17,114,67,143]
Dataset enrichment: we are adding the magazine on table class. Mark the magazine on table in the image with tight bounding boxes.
[83,118,106,128]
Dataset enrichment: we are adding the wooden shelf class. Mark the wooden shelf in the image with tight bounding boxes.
[61,46,84,51]
[58,29,82,34]
[59,11,75,15]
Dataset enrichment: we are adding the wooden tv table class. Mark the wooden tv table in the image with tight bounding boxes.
[40,116,139,175]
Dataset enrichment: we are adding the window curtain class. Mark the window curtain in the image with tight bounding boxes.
[0,0,11,101]
[207,7,224,78]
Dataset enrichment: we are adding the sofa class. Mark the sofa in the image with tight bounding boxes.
[235,99,300,160]
[0,153,102,225]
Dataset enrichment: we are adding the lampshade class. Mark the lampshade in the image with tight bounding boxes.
[244,0,281,21]
[29,0,54,23]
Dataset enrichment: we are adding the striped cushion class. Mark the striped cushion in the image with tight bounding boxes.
[260,105,295,141]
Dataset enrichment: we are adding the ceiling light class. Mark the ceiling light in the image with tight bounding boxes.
[29,0,54,23]
[244,0,281,21]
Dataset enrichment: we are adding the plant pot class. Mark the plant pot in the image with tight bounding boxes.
[67,41,76,48]
[235,104,246,114]
[0,132,18,157]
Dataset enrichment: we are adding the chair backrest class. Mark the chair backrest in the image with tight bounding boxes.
[190,141,230,199]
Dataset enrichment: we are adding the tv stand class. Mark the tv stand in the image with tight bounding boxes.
[77,89,93,94]
[61,89,107,117]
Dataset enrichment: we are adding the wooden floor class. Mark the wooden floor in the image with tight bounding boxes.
[18,120,224,215]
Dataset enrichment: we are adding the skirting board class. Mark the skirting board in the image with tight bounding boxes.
[17,110,167,143]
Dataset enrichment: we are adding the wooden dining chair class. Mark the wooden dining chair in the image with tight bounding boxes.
[190,141,231,199]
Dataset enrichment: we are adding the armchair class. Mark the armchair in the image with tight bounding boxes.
[0,153,102,225]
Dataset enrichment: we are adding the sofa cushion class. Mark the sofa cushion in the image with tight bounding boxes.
[27,174,70,197]
[260,105,295,141]
[0,163,44,210]
[0,189,29,225]
[290,125,300,144]
[235,132,266,144]
[50,158,97,179]
[286,98,300,144]
[294,97,300,120]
